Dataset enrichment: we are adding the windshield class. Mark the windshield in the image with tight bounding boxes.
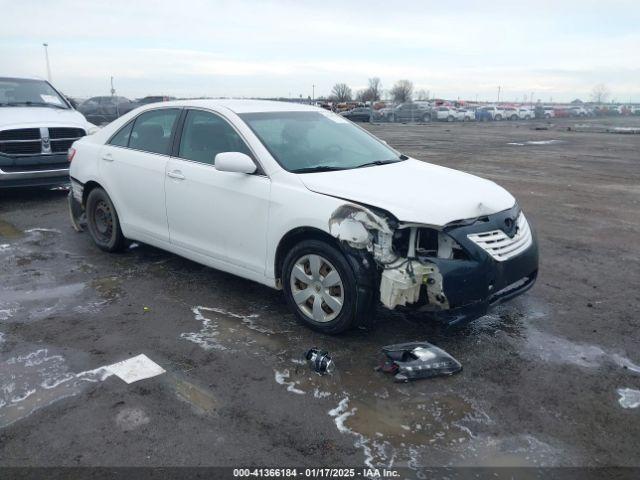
[0,77,69,109]
[239,111,403,172]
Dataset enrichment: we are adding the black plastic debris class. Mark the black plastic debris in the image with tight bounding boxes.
[378,342,462,382]
[305,348,334,375]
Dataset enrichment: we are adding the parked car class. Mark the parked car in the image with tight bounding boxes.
[0,75,96,188]
[77,96,138,125]
[502,107,520,120]
[433,106,458,122]
[568,106,587,117]
[517,108,534,120]
[542,107,555,119]
[475,106,504,121]
[136,95,176,106]
[68,100,538,333]
[339,107,371,122]
[389,102,432,122]
[456,108,475,121]
[553,107,571,118]
[631,106,640,116]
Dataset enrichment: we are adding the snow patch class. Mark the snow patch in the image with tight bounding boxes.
[274,369,305,395]
[617,388,640,409]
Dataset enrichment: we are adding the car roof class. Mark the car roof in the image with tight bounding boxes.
[0,75,47,81]
[150,99,319,114]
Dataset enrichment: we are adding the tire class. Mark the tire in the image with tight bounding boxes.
[422,113,431,122]
[525,115,531,120]
[495,114,502,121]
[282,239,370,334]
[510,115,518,120]
[447,115,454,122]
[86,187,126,253]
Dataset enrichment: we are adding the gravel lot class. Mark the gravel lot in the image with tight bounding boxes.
[1,116,639,471]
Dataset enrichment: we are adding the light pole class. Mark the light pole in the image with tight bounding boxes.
[497,86,501,103]
[312,84,315,105]
[42,43,52,82]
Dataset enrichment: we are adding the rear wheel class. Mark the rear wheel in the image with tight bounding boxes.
[447,115,454,122]
[282,239,370,334]
[495,114,503,121]
[86,187,126,252]
[510,114,518,120]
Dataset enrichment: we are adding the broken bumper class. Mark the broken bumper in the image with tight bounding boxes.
[414,206,539,324]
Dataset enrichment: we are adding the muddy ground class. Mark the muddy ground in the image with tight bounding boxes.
[1,117,639,472]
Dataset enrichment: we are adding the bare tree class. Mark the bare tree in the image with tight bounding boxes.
[331,83,352,102]
[390,79,413,103]
[590,83,610,104]
[415,89,430,101]
[367,77,382,101]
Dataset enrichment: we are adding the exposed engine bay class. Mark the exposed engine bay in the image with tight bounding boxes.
[328,203,464,311]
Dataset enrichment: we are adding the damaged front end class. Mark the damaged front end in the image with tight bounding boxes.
[329,202,538,325]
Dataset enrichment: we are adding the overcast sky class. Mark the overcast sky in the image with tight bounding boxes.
[1,0,639,102]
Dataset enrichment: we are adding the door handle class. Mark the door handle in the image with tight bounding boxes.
[101,153,114,162]
[167,170,185,180]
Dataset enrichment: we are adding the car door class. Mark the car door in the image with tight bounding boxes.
[99,107,181,244]
[165,109,271,274]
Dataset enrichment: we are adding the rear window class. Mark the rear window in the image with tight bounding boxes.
[128,109,180,155]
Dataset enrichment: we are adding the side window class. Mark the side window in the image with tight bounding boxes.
[108,120,134,147]
[178,110,251,165]
[129,108,180,155]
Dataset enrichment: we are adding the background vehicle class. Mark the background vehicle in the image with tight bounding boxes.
[542,106,555,118]
[68,100,537,334]
[476,106,504,121]
[569,106,589,117]
[0,75,94,188]
[389,102,432,122]
[339,107,371,122]
[553,107,571,118]
[502,107,519,120]
[433,106,458,122]
[77,96,137,125]
[517,107,534,119]
[456,108,475,121]
[136,95,176,106]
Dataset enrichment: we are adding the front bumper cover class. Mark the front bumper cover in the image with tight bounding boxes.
[411,204,539,325]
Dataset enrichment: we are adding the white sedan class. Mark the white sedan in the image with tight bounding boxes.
[68,100,538,333]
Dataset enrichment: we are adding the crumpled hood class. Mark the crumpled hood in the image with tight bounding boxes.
[299,159,515,227]
[0,107,90,130]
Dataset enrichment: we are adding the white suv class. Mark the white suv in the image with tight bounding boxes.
[68,100,538,333]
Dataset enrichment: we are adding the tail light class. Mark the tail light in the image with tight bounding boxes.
[68,147,76,162]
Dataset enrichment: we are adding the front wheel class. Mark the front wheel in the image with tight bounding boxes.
[495,114,502,121]
[282,239,371,334]
[86,187,126,252]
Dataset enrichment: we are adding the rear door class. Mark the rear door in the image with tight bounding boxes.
[99,108,181,243]
[165,108,271,273]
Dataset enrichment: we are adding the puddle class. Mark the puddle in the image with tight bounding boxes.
[445,434,566,467]
[181,305,281,352]
[0,282,87,322]
[0,348,112,428]
[0,220,23,238]
[523,328,640,373]
[617,388,640,409]
[170,375,217,415]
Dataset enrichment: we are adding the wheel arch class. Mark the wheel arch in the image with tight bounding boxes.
[274,226,341,286]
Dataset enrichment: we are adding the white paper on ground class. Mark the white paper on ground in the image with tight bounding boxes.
[105,354,165,384]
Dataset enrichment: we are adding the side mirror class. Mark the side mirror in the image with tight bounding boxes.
[214,152,257,174]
